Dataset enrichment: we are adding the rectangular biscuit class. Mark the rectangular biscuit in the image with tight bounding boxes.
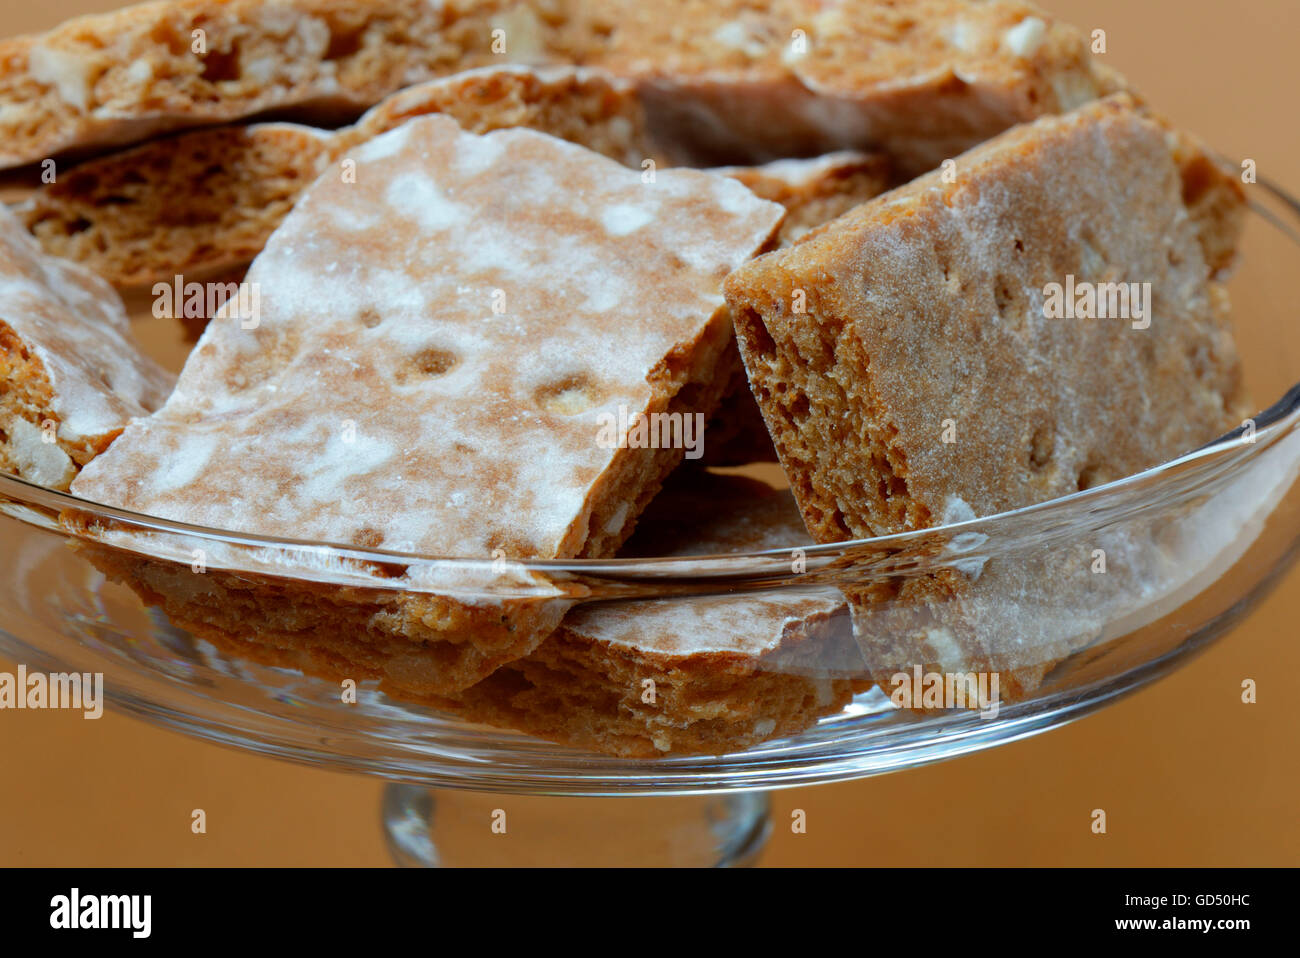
[0,0,585,169]
[65,114,785,695]
[19,123,335,290]
[723,94,1248,693]
[0,204,173,490]
[606,0,1125,175]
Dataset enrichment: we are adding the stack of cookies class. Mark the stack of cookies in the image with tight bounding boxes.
[0,1,1248,756]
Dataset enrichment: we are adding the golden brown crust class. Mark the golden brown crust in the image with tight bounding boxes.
[726,94,1246,541]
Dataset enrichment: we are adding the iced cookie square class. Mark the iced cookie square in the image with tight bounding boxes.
[68,114,784,694]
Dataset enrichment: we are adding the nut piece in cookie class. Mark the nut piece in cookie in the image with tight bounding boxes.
[66,114,784,695]
[0,205,172,490]
[724,94,1248,695]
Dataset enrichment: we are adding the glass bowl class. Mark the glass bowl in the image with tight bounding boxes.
[2,181,1299,804]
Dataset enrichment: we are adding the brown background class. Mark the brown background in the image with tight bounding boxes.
[0,0,1297,866]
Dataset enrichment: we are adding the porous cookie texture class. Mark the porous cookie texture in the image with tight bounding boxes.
[66,114,784,694]
[0,0,583,169]
[700,152,893,466]
[723,94,1247,694]
[192,472,868,757]
[608,0,1126,174]
[0,205,172,490]
[20,123,333,289]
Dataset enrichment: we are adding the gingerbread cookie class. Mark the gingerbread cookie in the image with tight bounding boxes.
[0,204,172,489]
[67,114,784,694]
[723,94,1247,691]
[0,0,584,169]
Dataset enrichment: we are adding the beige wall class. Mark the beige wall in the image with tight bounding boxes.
[0,0,1296,865]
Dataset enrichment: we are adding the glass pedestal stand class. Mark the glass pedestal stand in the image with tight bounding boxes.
[383,786,772,867]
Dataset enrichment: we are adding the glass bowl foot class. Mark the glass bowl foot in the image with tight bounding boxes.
[382,783,772,867]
